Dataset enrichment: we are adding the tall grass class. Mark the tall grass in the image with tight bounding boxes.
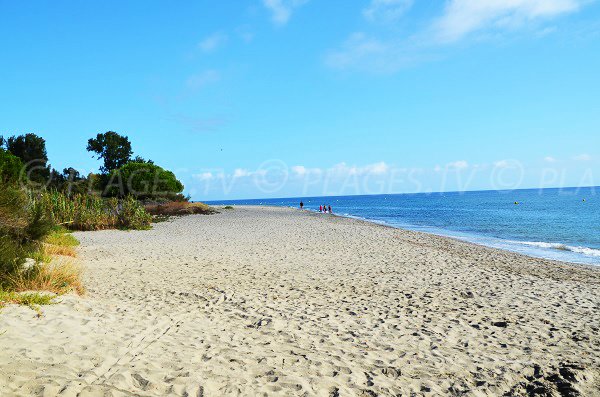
[31,191,152,231]
[7,259,84,296]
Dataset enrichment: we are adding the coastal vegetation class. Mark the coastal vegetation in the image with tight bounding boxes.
[145,201,218,217]
[32,191,151,231]
[0,130,210,310]
[0,147,83,310]
[105,161,184,201]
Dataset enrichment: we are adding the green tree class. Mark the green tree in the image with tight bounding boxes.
[105,162,184,200]
[87,131,133,173]
[3,133,51,183]
[0,148,25,184]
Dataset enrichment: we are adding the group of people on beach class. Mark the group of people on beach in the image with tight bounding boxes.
[299,201,332,214]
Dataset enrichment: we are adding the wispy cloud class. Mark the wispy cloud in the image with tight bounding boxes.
[324,32,428,73]
[262,0,308,26]
[544,156,557,163]
[236,25,256,43]
[327,0,590,73]
[363,0,413,23]
[433,0,584,43]
[198,32,228,52]
[186,69,220,90]
[574,153,592,161]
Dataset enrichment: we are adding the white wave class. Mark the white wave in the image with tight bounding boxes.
[518,241,600,257]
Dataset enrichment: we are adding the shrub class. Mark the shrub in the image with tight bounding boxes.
[0,148,24,185]
[1,180,53,285]
[145,201,218,217]
[105,162,184,200]
[118,195,152,229]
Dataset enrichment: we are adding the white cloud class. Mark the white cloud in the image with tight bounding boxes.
[186,70,220,90]
[292,165,322,177]
[262,0,308,26]
[291,165,307,176]
[574,153,592,161]
[544,156,557,163]
[327,161,391,177]
[434,0,584,43]
[233,168,251,178]
[193,172,214,181]
[363,0,413,22]
[447,160,469,170]
[198,32,228,52]
[364,161,390,175]
[326,0,590,73]
[493,159,522,169]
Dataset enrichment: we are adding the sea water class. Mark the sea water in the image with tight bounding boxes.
[207,187,600,266]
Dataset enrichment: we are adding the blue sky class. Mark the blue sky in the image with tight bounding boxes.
[1,0,599,200]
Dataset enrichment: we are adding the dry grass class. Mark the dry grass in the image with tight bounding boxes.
[41,228,79,258]
[8,259,85,296]
[43,243,77,258]
[145,201,218,217]
[2,228,84,304]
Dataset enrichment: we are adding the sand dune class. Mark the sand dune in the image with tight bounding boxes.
[1,206,599,396]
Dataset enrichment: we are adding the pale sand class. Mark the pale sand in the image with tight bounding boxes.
[1,206,599,396]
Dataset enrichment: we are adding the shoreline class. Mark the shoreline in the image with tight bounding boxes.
[248,204,600,268]
[1,206,599,396]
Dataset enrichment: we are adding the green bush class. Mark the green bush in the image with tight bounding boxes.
[0,148,24,185]
[118,195,152,229]
[105,162,184,200]
[104,162,183,200]
[0,182,53,286]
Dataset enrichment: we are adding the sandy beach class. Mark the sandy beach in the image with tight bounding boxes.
[1,206,599,396]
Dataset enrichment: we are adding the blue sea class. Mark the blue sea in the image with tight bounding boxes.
[206,187,600,266]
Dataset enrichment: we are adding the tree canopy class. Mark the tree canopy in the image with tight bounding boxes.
[105,162,184,200]
[1,133,51,183]
[87,131,133,173]
[0,148,24,185]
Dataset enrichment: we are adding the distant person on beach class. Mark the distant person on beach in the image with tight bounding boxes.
[319,205,323,212]
[323,204,328,213]
[328,205,332,214]
[300,201,304,209]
